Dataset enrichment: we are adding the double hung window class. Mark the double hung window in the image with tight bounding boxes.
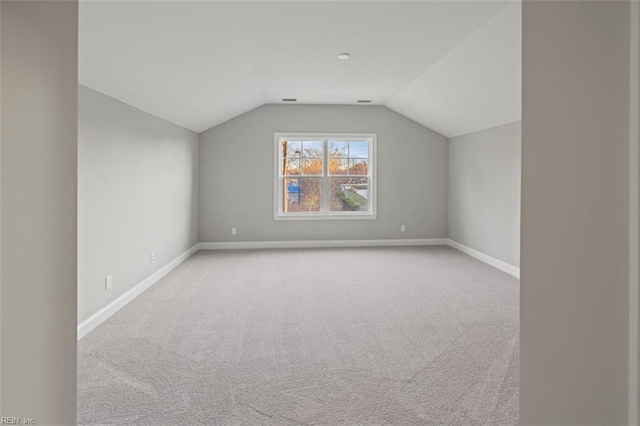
[274,133,377,220]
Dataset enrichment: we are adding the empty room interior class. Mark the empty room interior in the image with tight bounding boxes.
[1,0,639,425]
[76,1,522,423]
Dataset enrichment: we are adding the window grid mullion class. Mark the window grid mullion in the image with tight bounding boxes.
[321,138,329,213]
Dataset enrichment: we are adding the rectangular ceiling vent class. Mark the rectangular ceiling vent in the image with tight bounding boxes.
[282,98,297,102]
[357,100,372,103]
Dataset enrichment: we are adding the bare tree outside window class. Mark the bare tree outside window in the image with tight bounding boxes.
[282,141,323,212]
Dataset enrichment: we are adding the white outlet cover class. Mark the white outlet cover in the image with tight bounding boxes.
[105,275,113,290]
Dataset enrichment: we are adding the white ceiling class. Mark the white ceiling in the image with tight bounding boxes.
[388,1,521,137]
[79,0,521,136]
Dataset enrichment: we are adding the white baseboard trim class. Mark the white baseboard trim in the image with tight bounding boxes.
[78,238,517,339]
[77,243,200,340]
[198,238,449,250]
[446,239,520,278]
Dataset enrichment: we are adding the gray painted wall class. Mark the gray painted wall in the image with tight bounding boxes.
[0,1,3,413]
[631,1,640,421]
[633,2,640,421]
[1,1,78,423]
[448,121,521,267]
[521,1,630,424]
[199,104,448,242]
[78,86,199,323]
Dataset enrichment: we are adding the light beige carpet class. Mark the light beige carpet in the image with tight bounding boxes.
[78,246,519,425]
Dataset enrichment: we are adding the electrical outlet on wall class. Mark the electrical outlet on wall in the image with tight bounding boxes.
[105,275,112,291]
[150,252,156,264]
[400,225,406,232]
[231,227,237,235]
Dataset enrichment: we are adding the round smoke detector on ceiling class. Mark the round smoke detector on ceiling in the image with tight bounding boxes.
[337,53,351,60]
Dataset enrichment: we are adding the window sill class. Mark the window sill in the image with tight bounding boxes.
[273,213,378,221]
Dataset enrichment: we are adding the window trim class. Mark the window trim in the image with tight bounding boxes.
[273,132,378,221]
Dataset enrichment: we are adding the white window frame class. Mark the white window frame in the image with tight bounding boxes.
[274,132,377,221]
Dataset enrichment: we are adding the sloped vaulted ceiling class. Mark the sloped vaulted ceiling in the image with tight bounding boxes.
[79,0,521,137]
